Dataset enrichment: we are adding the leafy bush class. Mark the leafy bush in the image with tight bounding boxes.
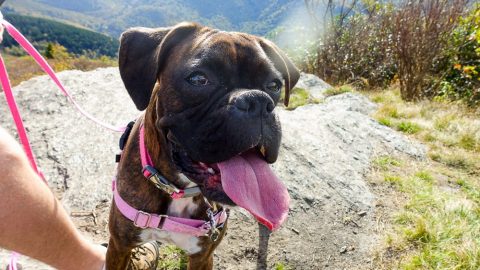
[437,5,480,105]
[296,1,477,105]
[392,0,468,101]
[299,1,397,88]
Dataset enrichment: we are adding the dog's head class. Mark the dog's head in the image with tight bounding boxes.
[119,22,299,209]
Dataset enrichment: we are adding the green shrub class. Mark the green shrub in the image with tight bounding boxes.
[294,1,478,106]
[392,0,467,101]
[287,1,396,88]
[436,5,480,105]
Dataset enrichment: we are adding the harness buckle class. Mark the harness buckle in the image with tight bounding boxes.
[143,165,180,195]
[133,211,152,229]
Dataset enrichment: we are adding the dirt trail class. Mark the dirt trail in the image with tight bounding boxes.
[0,69,425,269]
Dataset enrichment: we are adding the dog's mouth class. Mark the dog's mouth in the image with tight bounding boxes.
[168,132,290,231]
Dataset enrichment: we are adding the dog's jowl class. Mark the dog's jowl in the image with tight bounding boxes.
[106,22,300,270]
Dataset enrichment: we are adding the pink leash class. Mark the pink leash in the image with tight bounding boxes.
[0,16,125,270]
[0,54,44,180]
[0,19,126,132]
[0,17,125,176]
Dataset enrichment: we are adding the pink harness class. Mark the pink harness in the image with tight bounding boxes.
[113,124,227,238]
[112,180,226,236]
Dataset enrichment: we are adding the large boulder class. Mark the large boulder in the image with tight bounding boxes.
[294,72,332,100]
[0,68,425,269]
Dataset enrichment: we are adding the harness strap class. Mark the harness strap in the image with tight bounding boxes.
[113,179,227,236]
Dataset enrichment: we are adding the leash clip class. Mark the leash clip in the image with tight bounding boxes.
[207,209,221,242]
[143,165,180,195]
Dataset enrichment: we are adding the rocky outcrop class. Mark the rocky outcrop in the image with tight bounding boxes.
[0,68,425,269]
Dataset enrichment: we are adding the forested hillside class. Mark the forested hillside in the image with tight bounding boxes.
[4,0,299,37]
[2,13,119,57]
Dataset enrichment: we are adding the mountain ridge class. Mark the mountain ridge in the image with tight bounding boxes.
[1,13,119,57]
[4,0,300,38]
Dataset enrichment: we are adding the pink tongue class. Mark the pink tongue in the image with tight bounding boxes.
[217,151,290,231]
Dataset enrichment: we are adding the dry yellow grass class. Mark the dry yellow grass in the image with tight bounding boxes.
[0,53,116,87]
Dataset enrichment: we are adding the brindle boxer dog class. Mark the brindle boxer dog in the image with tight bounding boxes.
[106,22,300,270]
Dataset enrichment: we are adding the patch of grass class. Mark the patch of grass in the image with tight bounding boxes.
[378,104,401,119]
[414,171,434,183]
[2,51,116,86]
[287,87,309,109]
[443,154,473,170]
[428,151,442,162]
[374,156,401,170]
[458,132,478,151]
[429,151,476,172]
[419,107,432,119]
[274,262,293,270]
[433,115,455,131]
[423,133,437,142]
[157,245,187,270]
[371,95,385,103]
[377,117,393,127]
[380,168,480,269]
[283,87,321,110]
[367,87,480,269]
[324,84,353,97]
[403,217,432,243]
[456,179,480,203]
[397,121,422,134]
[384,175,402,185]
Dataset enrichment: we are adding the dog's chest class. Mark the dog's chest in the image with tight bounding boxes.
[138,197,203,255]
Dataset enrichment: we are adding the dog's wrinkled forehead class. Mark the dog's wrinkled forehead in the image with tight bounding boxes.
[181,30,280,80]
[191,31,264,59]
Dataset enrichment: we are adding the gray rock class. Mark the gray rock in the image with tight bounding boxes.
[0,68,425,269]
[294,72,332,100]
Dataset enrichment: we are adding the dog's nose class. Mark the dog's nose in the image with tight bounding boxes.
[232,90,275,117]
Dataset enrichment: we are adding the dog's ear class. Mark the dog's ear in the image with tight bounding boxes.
[119,23,198,110]
[257,38,300,107]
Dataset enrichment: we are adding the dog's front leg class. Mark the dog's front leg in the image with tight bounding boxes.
[105,237,133,270]
[188,253,214,270]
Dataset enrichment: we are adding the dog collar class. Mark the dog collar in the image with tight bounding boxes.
[139,125,202,199]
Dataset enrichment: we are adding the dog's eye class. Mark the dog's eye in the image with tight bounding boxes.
[266,80,281,92]
[187,72,210,86]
